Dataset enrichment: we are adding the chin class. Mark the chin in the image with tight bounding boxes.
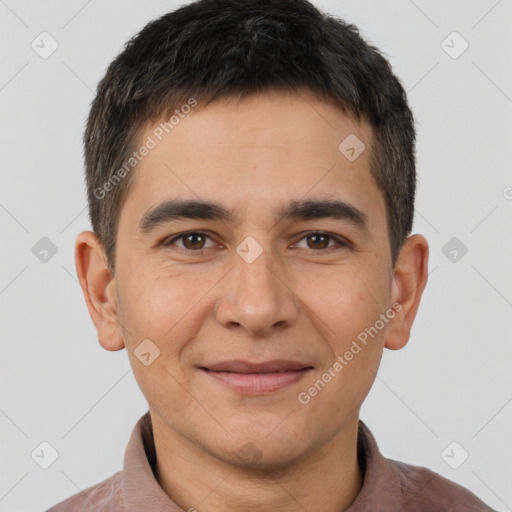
[210,424,311,470]
[219,442,305,472]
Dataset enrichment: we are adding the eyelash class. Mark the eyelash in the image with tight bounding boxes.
[162,231,350,252]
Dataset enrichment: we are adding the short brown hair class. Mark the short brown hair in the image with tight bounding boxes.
[84,0,416,273]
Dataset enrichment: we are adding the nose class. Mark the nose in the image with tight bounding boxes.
[214,245,300,337]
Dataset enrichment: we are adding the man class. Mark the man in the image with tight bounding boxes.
[47,0,497,510]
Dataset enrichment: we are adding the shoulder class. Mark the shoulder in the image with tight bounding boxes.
[46,470,124,512]
[389,458,497,512]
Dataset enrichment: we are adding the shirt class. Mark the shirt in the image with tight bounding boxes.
[46,411,497,511]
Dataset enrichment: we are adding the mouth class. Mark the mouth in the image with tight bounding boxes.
[199,359,314,394]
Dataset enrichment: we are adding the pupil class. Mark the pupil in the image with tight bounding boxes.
[310,234,328,249]
[186,234,204,249]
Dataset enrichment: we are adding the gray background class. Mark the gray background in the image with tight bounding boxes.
[1,0,511,510]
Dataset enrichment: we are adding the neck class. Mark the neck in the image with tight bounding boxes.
[151,413,363,512]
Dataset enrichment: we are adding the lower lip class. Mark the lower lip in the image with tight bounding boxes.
[202,368,312,394]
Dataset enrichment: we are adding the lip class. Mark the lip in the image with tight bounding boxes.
[200,359,314,394]
[203,359,312,373]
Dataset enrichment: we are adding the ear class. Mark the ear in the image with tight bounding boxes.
[75,230,125,351]
[385,234,429,351]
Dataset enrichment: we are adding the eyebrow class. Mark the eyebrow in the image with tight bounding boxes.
[138,198,370,235]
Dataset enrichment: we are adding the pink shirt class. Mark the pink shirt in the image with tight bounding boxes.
[47,411,496,511]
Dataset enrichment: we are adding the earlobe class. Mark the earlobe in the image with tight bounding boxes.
[384,234,429,351]
[75,230,125,351]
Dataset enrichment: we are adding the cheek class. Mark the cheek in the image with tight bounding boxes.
[296,265,388,407]
[121,264,203,329]
[118,268,202,408]
[323,269,388,380]
[117,263,228,395]
[300,264,388,346]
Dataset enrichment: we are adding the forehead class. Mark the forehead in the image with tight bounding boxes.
[120,90,385,233]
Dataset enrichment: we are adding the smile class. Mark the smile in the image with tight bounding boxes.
[199,360,314,394]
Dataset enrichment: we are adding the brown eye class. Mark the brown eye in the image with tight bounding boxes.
[295,232,347,251]
[181,233,206,250]
[164,232,214,251]
[306,233,330,249]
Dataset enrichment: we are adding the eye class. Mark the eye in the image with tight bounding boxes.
[162,231,349,252]
[163,231,216,251]
[294,232,348,251]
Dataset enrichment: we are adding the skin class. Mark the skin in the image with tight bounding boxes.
[76,89,429,511]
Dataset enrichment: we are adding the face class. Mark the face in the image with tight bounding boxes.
[111,90,399,468]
